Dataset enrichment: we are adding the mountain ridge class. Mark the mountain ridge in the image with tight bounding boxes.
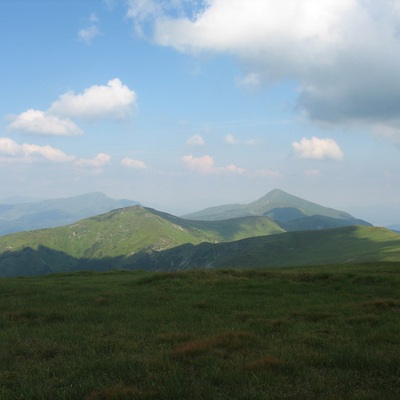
[0,189,389,278]
[0,192,138,235]
[182,189,371,231]
[0,205,285,276]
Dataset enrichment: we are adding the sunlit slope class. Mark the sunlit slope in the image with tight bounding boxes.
[131,226,400,270]
[0,206,284,276]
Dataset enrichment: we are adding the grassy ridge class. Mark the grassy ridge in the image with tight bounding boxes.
[0,206,285,276]
[1,222,399,277]
[0,263,399,399]
[0,206,283,259]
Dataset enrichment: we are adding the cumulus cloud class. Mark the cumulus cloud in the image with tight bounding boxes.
[219,164,246,174]
[181,154,214,174]
[186,134,205,146]
[292,137,344,160]
[75,153,111,168]
[7,109,83,136]
[78,13,101,45]
[0,137,113,170]
[7,79,136,136]
[79,26,101,45]
[181,154,245,174]
[121,157,147,169]
[127,0,400,142]
[0,137,75,163]
[49,78,136,120]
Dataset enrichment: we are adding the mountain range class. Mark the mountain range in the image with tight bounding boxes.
[0,192,138,235]
[0,188,399,277]
[182,189,371,230]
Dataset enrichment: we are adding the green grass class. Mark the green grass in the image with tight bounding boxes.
[0,263,399,399]
[0,206,283,264]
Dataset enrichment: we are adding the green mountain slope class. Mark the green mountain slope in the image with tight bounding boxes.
[0,206,284,276]
[130,226,400,270]
[0,192,138,235]
[182,189,371,231]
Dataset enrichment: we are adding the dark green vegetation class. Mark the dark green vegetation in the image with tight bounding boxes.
[0,204,399,277]
[182,189,371,231]
[0,192,138,235]
[0,263,399,399]
[132,225,400,270]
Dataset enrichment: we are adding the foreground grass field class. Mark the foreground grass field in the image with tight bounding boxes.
[0,263,399,399]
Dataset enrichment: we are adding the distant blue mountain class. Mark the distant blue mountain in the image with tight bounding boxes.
[0,192,138,235]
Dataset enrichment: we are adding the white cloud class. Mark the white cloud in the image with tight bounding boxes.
[373,123,400,145]
[78,13,101,45]
[0,137,113,169]
[49,78,137,120]
[236,72,261,88]
[79,26,101,45]
[186,134,205,146]
[181,154,214,174]
[225,133,257,145]
[225,134,239,145]
[121,157,147,169]
[7,109,83,136]
[128,0,400,143]
[292,137,344,160]
[0,137,75,163]
[219,164,246,174]
[181,154,246,174]
[7,79,137,136]
[75,153,111,168]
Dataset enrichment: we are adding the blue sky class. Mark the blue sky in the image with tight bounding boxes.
[1,0,400,225]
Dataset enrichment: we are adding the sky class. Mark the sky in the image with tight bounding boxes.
[1,0,400,225]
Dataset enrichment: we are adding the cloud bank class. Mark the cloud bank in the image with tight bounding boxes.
[127,0,400,143]
[0,137,111,169]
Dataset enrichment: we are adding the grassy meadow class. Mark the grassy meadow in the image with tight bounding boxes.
[0,263,399,399]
